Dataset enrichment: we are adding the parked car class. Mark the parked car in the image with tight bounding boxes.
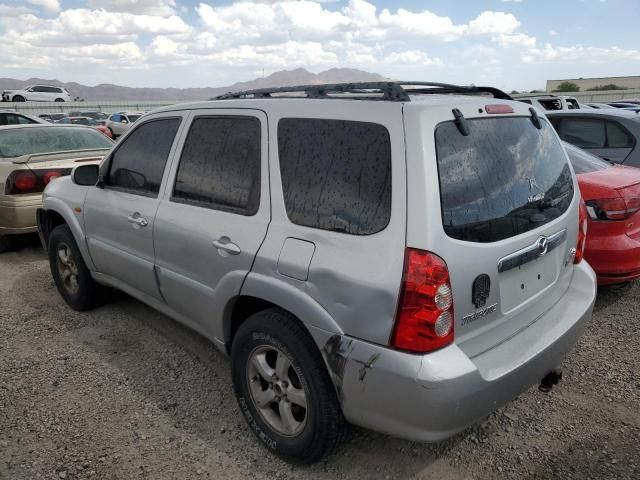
[58,116,113,139]
[37,82,596,463]
[608,102,640,109]
[0,124,113,252]
[104,111,144,138]
[584,103,615,109]
[38,113,67,123]
[516,94,580,111]
[564,141,640,285]
[0,111,46,125]
[80,111,108,121]
[547,109,640,166]
[2,85,71,103]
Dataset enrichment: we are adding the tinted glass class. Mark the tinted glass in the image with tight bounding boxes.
[107,118,180,196]
[436,118,574,243]
[110,114,121,122]
[32,86,45,92]
[0,126,113,158]
[606,121,633,148]
[173,116,261,215]
[278,118,391,235]
[557,118,606,148]
[566,99,580,109]
[0,114,37,126]
[539,99,563,110]
[563,142,611,174]
[127,115,142,122]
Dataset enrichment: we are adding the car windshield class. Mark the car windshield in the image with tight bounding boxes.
[436,117,574,243]
[0,126,113,158]
[562,142,612,174]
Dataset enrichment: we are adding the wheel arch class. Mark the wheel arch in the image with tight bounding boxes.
[224,273,344,353]
[38,200,96,271]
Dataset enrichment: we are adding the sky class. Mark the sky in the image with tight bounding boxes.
[0,0,639,90]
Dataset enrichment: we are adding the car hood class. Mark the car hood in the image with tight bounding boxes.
[578,165,640,199]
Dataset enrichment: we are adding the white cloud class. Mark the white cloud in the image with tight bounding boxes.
[467,11,520,35]
[522,44,640,63]
[494,32,536,48]
[0,4,34,16]
[88,0,177,16]
[384,50,443,66]
[27,0,60,13]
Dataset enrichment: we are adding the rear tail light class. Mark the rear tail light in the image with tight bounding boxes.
[391,248,454,353]
[5,168,71,195]
[585,196,640,221]
[575,200,588,264]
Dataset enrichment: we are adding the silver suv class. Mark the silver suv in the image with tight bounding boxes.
[37,82,596,463]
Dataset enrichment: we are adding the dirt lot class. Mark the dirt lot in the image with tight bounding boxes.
[1,237,639,480]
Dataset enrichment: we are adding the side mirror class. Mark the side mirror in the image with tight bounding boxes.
[121,118,129,124]
[72,164,99,186]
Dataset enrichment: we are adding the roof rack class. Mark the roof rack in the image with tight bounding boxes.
[214,81,512,102]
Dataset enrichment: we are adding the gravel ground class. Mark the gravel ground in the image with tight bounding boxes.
[1,237,639,480]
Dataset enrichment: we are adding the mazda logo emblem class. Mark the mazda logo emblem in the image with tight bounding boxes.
[537,236,549,256]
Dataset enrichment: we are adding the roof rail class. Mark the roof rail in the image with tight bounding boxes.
[213,81,512,102]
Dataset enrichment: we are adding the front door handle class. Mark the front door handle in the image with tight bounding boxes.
[213,236,241,256]
[127,213,148,227]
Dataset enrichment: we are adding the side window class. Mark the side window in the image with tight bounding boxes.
[557,118,606,148]
[16,115,36,124]
[106,118,180,196]
[33,86,46,93]
[606,121,633,148]
[278,118,392,235]
[172,116,261,215]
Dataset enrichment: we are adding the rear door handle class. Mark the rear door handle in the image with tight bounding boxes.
[213,236,241,256]
[127,213,148,227]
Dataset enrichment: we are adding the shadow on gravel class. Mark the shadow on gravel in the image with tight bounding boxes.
[62,289,468,478]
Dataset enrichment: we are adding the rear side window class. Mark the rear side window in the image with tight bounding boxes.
[173,116,261,215]
[436,117,574,243]
[606,121,633,148]
[278,118,391,235]
[107,118,180,196]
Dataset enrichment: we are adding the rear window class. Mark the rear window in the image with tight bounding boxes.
[563,142,611,174]
[436,117,574,243]
[0,126,113,158]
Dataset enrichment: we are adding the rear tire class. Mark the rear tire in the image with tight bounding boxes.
[12,95,25,102]
[48,224,106,311]
[231,309,346,464]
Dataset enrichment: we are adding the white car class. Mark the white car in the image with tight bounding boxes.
[515,94,580,111]
[104,111,145,138]
[1,85,71,103]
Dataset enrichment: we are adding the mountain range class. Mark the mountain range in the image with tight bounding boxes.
[0,68,387,102]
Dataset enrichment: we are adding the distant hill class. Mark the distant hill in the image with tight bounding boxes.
[0,68,387,102]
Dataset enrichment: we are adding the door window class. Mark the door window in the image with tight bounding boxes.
[106,118,180,196]
[557,118,606,148]
[277,118,392,235]
[172,116,261,215]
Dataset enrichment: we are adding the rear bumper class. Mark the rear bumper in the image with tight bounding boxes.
[0,194,41,235]
[585,232,640,285]
[329,261,596,442]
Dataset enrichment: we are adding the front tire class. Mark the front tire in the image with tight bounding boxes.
[12,95,25,102]
[54,98,64,102]
[48,224,105,311]
[231,309,346,464]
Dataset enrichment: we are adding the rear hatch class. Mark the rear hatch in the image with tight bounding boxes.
[407,101,579,359]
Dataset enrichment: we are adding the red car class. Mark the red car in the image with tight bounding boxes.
[565,142,640,285]
[58,116,113,139]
